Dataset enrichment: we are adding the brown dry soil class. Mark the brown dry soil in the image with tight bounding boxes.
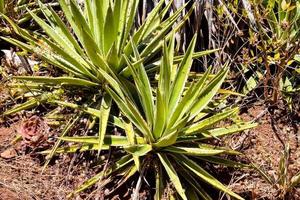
[226,104,300,200]
[0,123,96,200]
[0,103,299,200]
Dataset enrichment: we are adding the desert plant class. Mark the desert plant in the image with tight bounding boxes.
[1,0,257,198]
[283,55,300,110]
[254,144,300,199]
[49,34,257,199]
[279,71,300,110]
[245,0,300,102]
[1,0,196,80]
[1,0,205,150]
[204,0,300,106]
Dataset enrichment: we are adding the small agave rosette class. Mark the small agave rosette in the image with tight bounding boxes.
[18,116,50,147]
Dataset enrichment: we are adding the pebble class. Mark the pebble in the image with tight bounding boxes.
[0,148,17,159]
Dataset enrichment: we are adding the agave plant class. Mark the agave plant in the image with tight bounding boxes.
[1,0,208,152]
[1,0,256,198]
[1,0,196,97]
[50,34,257,199]
[1,0,194,81]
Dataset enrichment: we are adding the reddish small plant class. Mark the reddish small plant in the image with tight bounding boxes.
[18,116,49,148]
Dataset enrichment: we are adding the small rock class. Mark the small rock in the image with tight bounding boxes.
[0,148,17,159]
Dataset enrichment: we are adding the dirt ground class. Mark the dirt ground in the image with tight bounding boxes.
[0,102,299,200]
[227,103,300,200]
[0,122,97,200]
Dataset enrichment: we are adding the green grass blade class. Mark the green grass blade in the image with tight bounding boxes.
[250,163,275,185]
